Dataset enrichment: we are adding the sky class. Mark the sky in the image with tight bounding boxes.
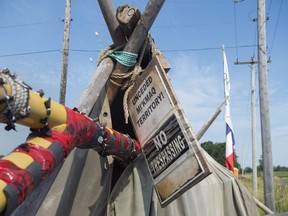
[0,0,287,168]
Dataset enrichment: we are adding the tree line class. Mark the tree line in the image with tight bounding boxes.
[200,141,288,172]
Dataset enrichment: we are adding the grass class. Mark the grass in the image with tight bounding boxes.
[274,171,288,179]
[240,171,288,215]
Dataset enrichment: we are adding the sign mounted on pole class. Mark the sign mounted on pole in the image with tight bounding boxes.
[128,62,174,145]
[128,56,211,207]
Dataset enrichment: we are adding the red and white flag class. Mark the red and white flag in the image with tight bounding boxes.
[222,46,235,171]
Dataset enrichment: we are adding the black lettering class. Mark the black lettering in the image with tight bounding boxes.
[151,87,156,95]
[144,94,150,103]
[151,101,156,109]
[155,97,160,106]
[142,99,147,107]
[148,91,153,99]
[135,87,168,128]
[148,104,153,113]
[136,104,142,114]
[132,94,138,105]
[158,92,164,101]
[147,76,152,86]
[132,76,153,105]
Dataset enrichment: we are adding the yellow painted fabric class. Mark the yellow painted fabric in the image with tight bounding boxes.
[0,180,7,212]
[52,124,67,133]
[2,152,33,169]
[27,137,52,149]
[49,100,67,127]
[19,91,67,129]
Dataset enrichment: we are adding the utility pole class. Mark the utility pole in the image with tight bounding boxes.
[59,0,72,105]
[235,57,258,196]
[258,0,275,210]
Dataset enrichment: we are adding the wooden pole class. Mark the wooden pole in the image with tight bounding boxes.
[106,0,166,105]
[97,0,166,110]
[196,99,226,141]
[116,5,141,38]
[251,60,257,196]
[59,0,72,105]
[253,197,274,215]
[257,0,275,210]
[235,56,271,196]
[97,0,126,46]
[235,58,258,196]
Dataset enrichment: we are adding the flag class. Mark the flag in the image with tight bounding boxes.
[222,46,235,171]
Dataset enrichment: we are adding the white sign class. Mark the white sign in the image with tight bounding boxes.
[128,65,173,145]
[128,56,211,207]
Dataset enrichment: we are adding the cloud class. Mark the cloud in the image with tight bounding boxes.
[164,52,288,166]
[167,53,223,131]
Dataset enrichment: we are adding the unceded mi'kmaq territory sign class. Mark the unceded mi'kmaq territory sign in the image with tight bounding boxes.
[128,56,211,207]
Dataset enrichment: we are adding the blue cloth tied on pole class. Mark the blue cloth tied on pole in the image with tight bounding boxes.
[109,51,138,67]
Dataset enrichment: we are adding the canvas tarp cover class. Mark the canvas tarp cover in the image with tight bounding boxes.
[15,146,259,216]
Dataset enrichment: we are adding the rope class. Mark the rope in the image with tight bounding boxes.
[123,65,143,124]
[122,38,149,124]
[0,69,30,130]
[148,34,161,57]
[104,35,160,124]
[109,51,138,67]
[97,44,125,65]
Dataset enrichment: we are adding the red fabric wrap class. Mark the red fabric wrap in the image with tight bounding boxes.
[0,107,98,210]
[0,106,141,212]
[0,160,34,204]
[46,130,71,158]
[45,107,97,157]
[14,143,56,179]
[63,107,97,148]
[113,130,123,149]
[104,128,141,160]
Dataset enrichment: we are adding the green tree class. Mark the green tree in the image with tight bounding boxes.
[273,165,288,172]
[200,141,240,168]
[244,167,252,173]
[258,154,264,171]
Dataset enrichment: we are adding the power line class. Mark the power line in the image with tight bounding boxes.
[0,19,246,30]
[0,21,59,29]
[162,44,256,52]
[70,45,257,53]
[0,50,61,58]
[0,45,257,58]
[154,21,238,29]
[0,19,108,29]
[267,0,273,16]
[70,49,101,52]
[268,0,284,57]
